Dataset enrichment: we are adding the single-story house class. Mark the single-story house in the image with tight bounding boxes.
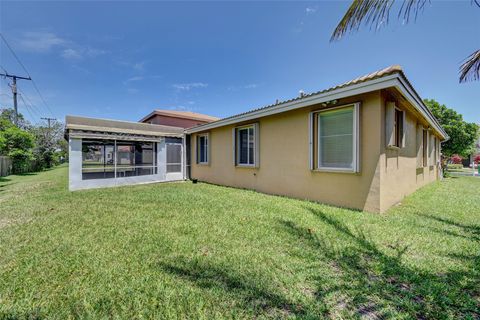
[186,65,448,213]
[65,65,448,213]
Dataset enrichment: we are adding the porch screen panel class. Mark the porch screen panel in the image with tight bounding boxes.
[166,144,182,173]
[82,140,115,180]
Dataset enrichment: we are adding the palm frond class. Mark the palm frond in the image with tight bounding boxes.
[459,49,480,83]
[331,0,429,41]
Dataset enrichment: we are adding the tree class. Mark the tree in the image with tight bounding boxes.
[0,126,35,173]
[424,99,479,157]
[0,108,31,130]
[331,0,480,82]
[30,120,65,169]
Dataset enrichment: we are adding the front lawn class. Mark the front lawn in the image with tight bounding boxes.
[0,166,479,319]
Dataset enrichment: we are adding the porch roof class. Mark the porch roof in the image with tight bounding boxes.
[65,115,184,141]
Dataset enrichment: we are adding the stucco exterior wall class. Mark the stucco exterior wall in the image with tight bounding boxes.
[379,95,440,212]
[190,88,443,213]
[191,92,383,212]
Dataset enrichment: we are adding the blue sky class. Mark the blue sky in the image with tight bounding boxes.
[0,1,479,125]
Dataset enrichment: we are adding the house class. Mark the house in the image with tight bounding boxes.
[65,111,217,191]
[185,66,448,213]
[139,109,219,128]
[65,65,447,213]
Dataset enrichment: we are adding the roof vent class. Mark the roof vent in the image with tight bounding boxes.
[275,99,279,105]
[299,90,305,98]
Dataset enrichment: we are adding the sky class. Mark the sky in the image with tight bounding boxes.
[0,1,479,125]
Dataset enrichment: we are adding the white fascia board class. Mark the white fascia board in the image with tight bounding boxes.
[185,73,448,141]
[186,74,399,134]
[394,78,448,140]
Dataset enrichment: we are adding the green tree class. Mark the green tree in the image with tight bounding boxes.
[0,108,31,130]
[30,120,65,169]
[424,99,479,157]
[332,0,480,82]
[0,126,35,173]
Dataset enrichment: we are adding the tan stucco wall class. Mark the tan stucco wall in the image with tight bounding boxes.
[190,90,441,213]
[191,92,383,212]
[378,93,440,212]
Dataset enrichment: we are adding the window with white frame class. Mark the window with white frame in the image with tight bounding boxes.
[313,103,360,172]
[386,102,406,148]
[234,124,258,166]
[197,133,209,164]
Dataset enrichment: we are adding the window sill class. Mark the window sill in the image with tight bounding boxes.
[236,164,257,169]
[312,168,358,174]
[197,162,209,166]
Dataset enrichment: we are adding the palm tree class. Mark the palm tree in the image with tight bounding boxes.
[331,0,480,82]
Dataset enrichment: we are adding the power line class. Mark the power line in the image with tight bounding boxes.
[0,33,55,118]
[18,93,37,123]
[17,87,42,117]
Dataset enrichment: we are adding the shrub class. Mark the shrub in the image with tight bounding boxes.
[474,154,480,164]
[447,164,463,170]
[0,126,36,174]
[450,154,463,164]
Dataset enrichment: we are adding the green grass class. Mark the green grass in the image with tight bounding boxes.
[0,166,479,319]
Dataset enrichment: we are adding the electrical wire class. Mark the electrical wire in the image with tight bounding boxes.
[0,33,56,118]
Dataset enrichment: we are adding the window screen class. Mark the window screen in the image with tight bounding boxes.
[237,126,255,166]
[318,107,354,170]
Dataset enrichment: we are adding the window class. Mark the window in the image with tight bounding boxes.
[394,109,404,147]
[313,103,360,172]
[234,124,258,167]
[197,133,209,164]
[422,129,428,167]
[386,102,405,148]
[429,134,435,166]
[81,140,157,180]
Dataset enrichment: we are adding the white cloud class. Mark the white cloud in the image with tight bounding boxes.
[133,62,145,72]
[305,7,317,14]
[17,31,106,60]
[127,88,139,94]
[18,31,66,52]
[172,82,208,91]
[61,48,82,60]
[126,76,144,82]
[228,83,260,91]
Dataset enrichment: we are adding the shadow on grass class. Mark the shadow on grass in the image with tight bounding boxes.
[0,176,11,183]
[416,213,480,243]
[157,257,310,318]
[277,207,480,319]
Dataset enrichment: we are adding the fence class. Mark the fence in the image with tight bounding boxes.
[0,156,12,177]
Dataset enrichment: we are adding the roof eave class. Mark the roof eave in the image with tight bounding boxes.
[185,73,448,141]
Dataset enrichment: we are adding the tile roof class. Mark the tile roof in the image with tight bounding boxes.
[210,65,404,124]
[140,110,220,122]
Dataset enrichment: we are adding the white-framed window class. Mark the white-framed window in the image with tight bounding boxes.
[196,133,209,164]
[234,124,259,167]
[311,103,360,172]
[386,102,406,148]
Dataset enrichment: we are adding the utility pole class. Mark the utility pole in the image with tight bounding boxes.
[0,72,31,126]
[41,117,57,150]
[41,117,56,129]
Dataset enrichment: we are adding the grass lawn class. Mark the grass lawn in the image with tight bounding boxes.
[0,166,479,319]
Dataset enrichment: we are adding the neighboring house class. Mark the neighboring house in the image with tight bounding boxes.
[139,109,219,128]
[186,66,448,213]
[65,65,447,213]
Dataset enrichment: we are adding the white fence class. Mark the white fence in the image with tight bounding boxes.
[0,156,12,177]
